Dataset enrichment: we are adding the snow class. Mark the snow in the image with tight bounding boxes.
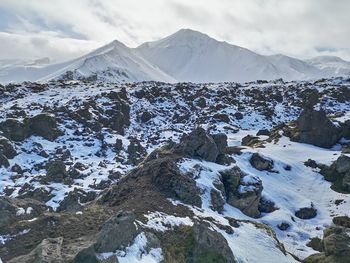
[139,212,194,232]
[176,132,350,260]
[137,29,341,83]
[0,229,30,245]
[1,29,349,84]
[98,233,163,263]
[307,56,350,76]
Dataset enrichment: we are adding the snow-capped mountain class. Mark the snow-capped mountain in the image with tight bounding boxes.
[40,40,175,83]
[0,40,175,84]
[137,29,326,83]
[137,29,280,83]
[306,55,350,76]
[267,54,324,80]
[0,29,349,84]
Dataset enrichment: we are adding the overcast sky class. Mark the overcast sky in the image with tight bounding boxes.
[0,0,349,62]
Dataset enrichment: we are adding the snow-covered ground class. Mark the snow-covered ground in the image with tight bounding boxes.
[1,77,350,261]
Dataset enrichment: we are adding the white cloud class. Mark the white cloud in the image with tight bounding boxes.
[0,0,349,61]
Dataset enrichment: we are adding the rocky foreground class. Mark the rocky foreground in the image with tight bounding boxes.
[0,77,350,262]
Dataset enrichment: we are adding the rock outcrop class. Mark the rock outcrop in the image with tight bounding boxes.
[292,109,340,148]
[176,127,227,163]
[304,225,350,263]
[0,113,62,142]
[250,153,274,171]
[219,167,263,218]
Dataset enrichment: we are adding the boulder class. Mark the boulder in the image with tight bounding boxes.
[220,167,263,218]
[342,172,350,191]
[127,138,147,165]
[304,226,350,263]
[0,153,9,168]
[139,111,154,123]
[176,128,229,163]
[178,127,219,162]
[256,129,270,136]
[333,216,350,228]
[46,160,69,184]
[335,155,350,174]
[241,135,260,146]
[28,113,62,141]
[210,188,225,213]
[148,157,202,207]
[74,246,99,263]
[250,153,273,171]
[294,109,340,148]
[0,118,30,141]
[323,226,350,256]
[0,113,62,142]
[192,222,236,263]
[94,211,138,253]
[0,136,17,159]
[295,206,317,219]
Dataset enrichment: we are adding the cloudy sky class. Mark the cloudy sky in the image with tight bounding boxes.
[0,0,349,62]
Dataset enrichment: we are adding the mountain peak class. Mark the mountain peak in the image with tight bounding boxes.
[167,28,213,42]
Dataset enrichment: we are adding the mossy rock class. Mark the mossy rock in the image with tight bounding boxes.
[161,224,235,263]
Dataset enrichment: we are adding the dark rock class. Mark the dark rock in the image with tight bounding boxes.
[210,188,225,213]
[46,159,68,183]
[0,113,62,142]
[211,133,228,155]
[74,246,99,263]
[220,167,263,218]
[11,163,23,174]
[177,127,219,162]
[19,187,53,203]
[256,129,270,136]
[304,225,350,262]
[234,112,243,120]
[295,206,317,219]
[213,113,230,123]
[139,111,154,123]
[241,135,260,147]
[0,153,9,168]
[259,197,278,213]
[333,216,350,228]
[0,118,30,141]
[192,222,236,263]
[57,189,96,212]
[0,136,17,158]
[94,211,138,253]
[127,138,147,165]
[323,226,350,257]
[307,237,323,252]
[148,157,202,207]
[304,159,318,168]
[294,109,340,148]
[115,139,123,152]
[28,113,62,141]
[250,153,273,171]
[277,222,290,231]
[335,155,350,174]
[342,172,350,191]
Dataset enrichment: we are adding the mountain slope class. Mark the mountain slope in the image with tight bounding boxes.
[1,29,349,84]
[0,40,175,84]
[136,29,325,83]
[306,55,350,76]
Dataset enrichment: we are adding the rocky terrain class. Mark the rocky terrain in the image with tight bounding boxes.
[0,76,350,262]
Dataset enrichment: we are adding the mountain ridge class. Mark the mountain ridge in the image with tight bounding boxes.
[0,28,349,84]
